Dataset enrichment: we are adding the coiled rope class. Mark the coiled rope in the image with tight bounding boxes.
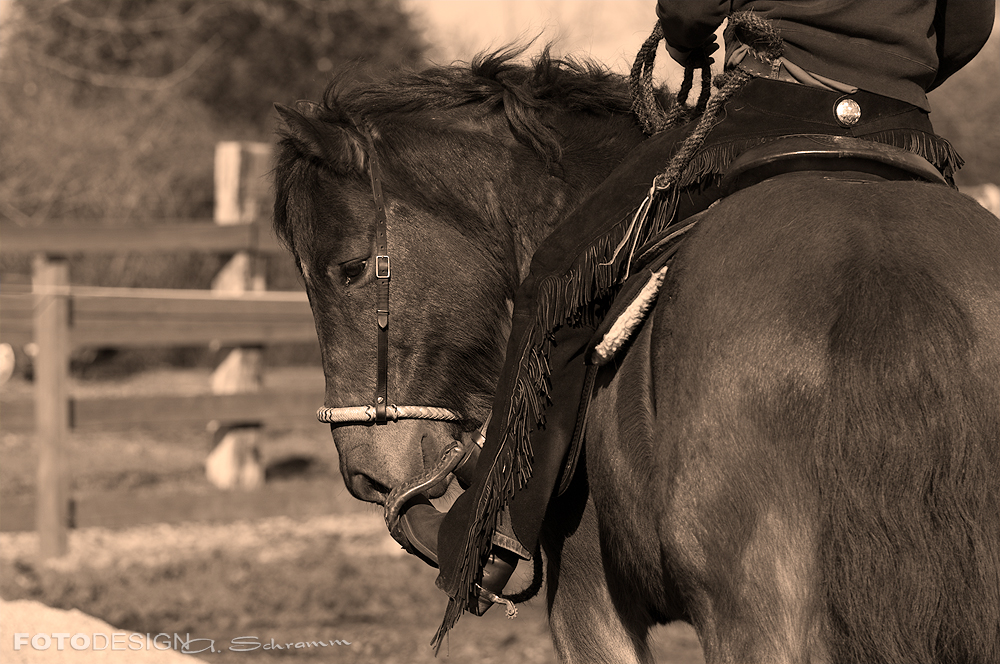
[629,13,784,199]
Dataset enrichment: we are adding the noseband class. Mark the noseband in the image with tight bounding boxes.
[315,134,463,427]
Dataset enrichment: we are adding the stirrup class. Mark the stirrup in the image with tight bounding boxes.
[473,547,520,617]
[383,430,520,616]
[384,440,472,546]
[389,495,520,616]
[384,423,485,542]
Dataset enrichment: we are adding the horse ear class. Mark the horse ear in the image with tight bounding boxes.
[274,103,367,174]
[294,99,321,118]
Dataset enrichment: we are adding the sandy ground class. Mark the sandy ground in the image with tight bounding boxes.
[0,514,403,664]
[1,598,205,663]
[0,367,705,663]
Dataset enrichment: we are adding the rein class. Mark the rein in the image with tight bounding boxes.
[315,134,463,427]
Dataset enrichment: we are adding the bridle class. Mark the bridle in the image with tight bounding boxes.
[315,134,463,427]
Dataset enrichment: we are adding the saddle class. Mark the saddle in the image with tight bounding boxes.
[554,134,947,495]
[722,133,947,192]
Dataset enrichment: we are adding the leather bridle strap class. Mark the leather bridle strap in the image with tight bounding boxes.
[369,133,391,423]
[315,133,462,427]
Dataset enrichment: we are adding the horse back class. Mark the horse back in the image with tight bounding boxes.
[593,174,1000,663]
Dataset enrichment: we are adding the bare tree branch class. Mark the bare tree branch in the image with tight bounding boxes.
[52,1,230,35]
[0,198,33,226]
[34,33,223,90]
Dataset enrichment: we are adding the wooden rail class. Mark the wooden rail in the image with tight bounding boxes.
[0,220,285,254]
[1,383,323,433]
[1,286,315,349]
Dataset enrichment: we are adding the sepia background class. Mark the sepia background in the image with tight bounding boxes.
[1,2,997,662]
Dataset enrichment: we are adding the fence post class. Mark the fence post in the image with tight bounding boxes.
[33,254,70,558]
[205,141,272,490]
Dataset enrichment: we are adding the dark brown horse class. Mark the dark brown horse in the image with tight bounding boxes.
[273,50,1000,663]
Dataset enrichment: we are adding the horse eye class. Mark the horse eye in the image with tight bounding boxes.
[342,258,367,285]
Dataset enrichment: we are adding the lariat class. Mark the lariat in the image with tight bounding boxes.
[621,13,783,249]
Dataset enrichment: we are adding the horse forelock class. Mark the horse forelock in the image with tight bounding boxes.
[272,138,365,269]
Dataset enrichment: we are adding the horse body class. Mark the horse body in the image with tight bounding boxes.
[274,52,1000,663]
[577,174,1000,663]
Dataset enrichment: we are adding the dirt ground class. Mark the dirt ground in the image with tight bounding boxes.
[0,368,705,663]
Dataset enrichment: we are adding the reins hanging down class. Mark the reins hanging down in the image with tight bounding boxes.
[315,135,461,427]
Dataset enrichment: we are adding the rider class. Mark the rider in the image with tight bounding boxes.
[419,0,995,643]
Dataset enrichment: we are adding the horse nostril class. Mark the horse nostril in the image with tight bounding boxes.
[365,475,391,497]
[338,452,391,504]
[348,472,390,504]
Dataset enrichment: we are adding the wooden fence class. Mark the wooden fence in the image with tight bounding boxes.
[0,277,321,432]
[0,142,329,557]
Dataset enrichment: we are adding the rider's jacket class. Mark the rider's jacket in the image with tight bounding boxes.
[655,0,995,111]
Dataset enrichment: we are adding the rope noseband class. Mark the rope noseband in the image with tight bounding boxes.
[318,404,462,424]
[316,134,462,427]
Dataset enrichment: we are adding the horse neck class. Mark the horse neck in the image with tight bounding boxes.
[493,113,648,280]
[380,109,645,289]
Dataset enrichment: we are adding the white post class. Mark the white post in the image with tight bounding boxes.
[205,142,272,490]
[33,255,70,557]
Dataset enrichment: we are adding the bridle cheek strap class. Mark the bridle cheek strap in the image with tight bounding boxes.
[370,133,391,424]
[315,134,462,427]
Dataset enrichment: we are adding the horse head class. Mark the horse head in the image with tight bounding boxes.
[273,49,648,505]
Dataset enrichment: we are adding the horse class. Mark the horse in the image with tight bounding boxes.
[272,49,1000,663]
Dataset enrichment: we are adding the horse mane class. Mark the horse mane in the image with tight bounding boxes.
[273,44,651,258]
[324,45,637,163]
[343,43,635,112]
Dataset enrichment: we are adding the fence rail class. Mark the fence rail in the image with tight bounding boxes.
[0,219,284,254]
[1,286,315,348]
[1,389,323,433]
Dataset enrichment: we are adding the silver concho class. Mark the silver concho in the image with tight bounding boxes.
[835,98,862,127]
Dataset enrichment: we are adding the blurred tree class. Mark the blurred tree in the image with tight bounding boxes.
[0,0,427,225]
[928,19,1000,188]
[8,0,425,123]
